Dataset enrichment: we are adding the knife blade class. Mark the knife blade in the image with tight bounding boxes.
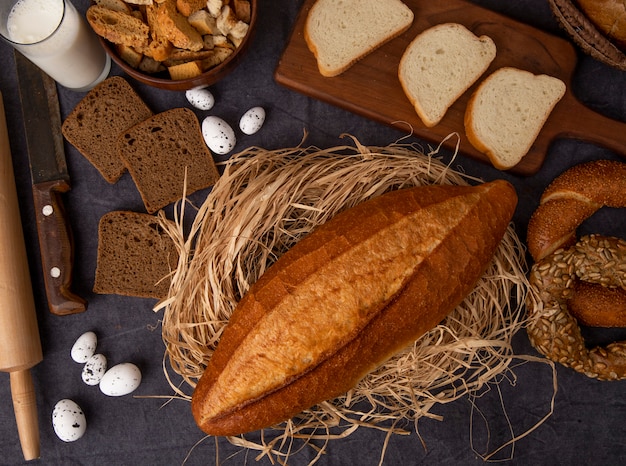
[14,50,86,316]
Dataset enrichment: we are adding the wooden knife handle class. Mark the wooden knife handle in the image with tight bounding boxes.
[32,180,86,316]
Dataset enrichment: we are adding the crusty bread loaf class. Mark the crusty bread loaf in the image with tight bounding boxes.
[61,76,153,184]
[399,23,496,127]
[577,0,626,50]
[304,0,414,77]
[118,107,220,214]
[464,67,566,170]
[93,211,177,299]
[191,180,517,436]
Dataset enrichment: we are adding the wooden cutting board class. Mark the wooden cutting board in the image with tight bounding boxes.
[275,0,626,175]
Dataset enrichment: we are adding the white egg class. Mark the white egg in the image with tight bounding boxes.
[82,353,107,386]
[239,106,265,135]
[70,331,97,363]
[202,116,236,155]
[185,87,215,110]
[52,399,86,442]
[99,363,142,397]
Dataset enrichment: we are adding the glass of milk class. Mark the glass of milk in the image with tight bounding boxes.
[0,0,110,91]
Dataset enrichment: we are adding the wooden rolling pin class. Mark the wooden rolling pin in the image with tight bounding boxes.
[0,92,43,460]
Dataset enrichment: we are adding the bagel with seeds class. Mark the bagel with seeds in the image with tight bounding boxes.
[527,159,626,263]
[525,160,626,380]
[526,235,626,381]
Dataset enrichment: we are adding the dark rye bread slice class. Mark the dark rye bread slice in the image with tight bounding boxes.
[93,210,177,299]
[62,76,153,183]
[118,107,220,213]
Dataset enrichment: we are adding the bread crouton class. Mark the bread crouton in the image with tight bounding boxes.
[86,5,150,49]
[157,0,203,51]
[168,60,204,80]
[176,0,207,16]
[233,0,251,23]
[188,9,218,35]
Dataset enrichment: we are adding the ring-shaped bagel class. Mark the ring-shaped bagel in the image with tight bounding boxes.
[527,159,626,328]
[526,160,626,379]
[527,159,626,262]
[526,235,626,381]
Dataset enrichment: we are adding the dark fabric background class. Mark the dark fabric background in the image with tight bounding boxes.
[1,1,625,464]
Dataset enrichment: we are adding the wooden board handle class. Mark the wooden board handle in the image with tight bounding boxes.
[554,90,626,156]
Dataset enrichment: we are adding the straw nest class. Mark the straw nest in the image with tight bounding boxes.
[155,136,531,463]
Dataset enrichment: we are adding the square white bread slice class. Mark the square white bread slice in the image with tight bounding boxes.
[398,23,496,128]
[464,67,566,170]
[304,0,414,77]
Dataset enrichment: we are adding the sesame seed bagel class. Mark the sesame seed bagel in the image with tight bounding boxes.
[526,235,626,381]
[527,159,626,262]
[527,160,626,372]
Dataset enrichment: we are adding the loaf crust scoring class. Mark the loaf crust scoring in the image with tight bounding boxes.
[192,180,517,436]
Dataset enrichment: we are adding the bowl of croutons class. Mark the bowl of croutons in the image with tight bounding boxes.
[87,0,257,91]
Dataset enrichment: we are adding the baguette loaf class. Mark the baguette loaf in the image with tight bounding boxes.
[191,180,517,436]
[577,0,626,50]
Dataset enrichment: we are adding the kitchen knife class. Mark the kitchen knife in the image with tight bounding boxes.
[14,50,86,315]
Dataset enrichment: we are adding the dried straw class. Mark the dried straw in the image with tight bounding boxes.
[155,135,531,463]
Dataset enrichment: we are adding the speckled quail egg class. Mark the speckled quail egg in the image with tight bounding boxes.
[202,116,236,155]
[239,106,265,135]
[99,363,142,397]
[185,87,215,110]
[52,399,86,442]
[70,331,97,363]
[82,353,107,386]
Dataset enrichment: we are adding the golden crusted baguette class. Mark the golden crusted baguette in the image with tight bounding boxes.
[191,180,517,436]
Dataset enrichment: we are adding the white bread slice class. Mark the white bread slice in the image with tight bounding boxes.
[464,67,566,170]
[304,0,414,77]
[398,23,496,128]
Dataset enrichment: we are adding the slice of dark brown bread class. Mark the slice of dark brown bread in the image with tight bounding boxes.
[93,210,177,299]
[118,107,220,213]
[62,76,153,183]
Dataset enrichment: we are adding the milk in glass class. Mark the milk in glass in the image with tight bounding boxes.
[3,0,110,91]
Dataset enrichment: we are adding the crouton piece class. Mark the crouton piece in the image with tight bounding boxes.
[168,60,203,79]
[176,0,206,16]
[116,44,143,68]
[233,0,251,23]
[216,5,238,35]
[188,9,218,35]
[157,0,203,51]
